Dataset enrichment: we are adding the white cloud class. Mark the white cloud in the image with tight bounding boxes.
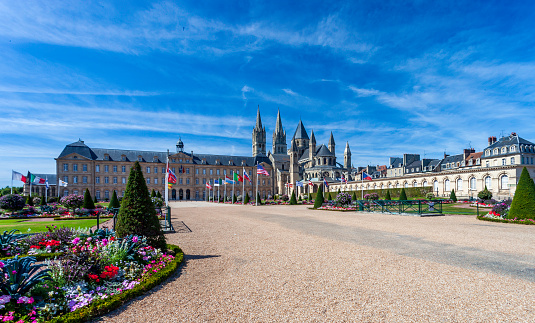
[348,86,382,97]
[282,88,297,96]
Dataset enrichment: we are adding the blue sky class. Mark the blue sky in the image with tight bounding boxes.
[2,0,535,188]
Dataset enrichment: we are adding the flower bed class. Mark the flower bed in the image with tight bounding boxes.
[0,226,183,322]
[316,205,355,212]
[477,215,535,225]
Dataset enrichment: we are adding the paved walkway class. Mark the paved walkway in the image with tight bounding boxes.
[100,203,535,322]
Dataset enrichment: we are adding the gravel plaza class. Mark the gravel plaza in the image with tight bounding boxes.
[101,202,535,322]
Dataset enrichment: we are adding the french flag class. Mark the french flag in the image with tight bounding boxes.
[362,172,372,181]
[323,178,329,187]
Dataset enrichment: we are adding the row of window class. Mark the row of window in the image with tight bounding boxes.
[62,164,257,177]
[348,175,509,191]
[62,175,270,186]
[62,188,272,200]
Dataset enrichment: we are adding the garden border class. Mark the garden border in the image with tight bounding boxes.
[476,215,535,225]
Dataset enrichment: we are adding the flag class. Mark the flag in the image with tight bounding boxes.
[296,181,304,187]
[12,171,27,183]
[234,172,243,182]
[323,178,329,187]
[33,175,46,184]
[362,172,372,181]
[308,180,314,186]
[45,179,49,189]
[257,164,269,176]
[214,178,221,186]
[225,176,233,184]
[59,179,68,187]
[285,183,293,188]
[29,173,36,183]
[243,170,251,183]
[341,175,348,184]
[167,166,177,184]
[206,182,212,189]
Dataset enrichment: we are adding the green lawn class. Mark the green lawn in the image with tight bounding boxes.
[0,219,100,233]
[440,203,490,215]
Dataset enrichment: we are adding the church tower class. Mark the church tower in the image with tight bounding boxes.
[328,132,336,155]
[309,130,316,165]
[252,106,266,157]
[344,141,351,169]
[272,109,287,154]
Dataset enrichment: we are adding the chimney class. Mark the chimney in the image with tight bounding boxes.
[463,148,475,159]
[444,153,449,158]
[488,136,497,146]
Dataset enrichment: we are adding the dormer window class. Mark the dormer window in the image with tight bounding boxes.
[153,156,158,162]
[468,160,473,166]
[510,145,516,152]
[104,154,110,161]
[493,148,499,155]
[138,156,143,162]
[476,158,480,165]
[501,147,507,154]
[485,149,490,156]
[121,155,126,161]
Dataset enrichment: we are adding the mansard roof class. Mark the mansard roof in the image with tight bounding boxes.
[58,141,271,167]
[442,154,464,164]
[293,120,309,140]
[486,133,534,150]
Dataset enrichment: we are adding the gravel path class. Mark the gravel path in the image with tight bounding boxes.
[99,203,535,322]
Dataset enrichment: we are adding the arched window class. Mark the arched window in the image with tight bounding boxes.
[501,175,509,190]
[396,183,400,188]
[433,181,438,192]
[444,179,450,192]
[457,178,463,191]
[485,176,491,189]
[470,177,476,190]
[485,149,490,156]
[510,145,516,152]
[388,183,392,189]
[413,181,417,187]
[404,182,408,188]
[423,180,428,187]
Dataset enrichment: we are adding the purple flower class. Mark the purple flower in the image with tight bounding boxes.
[71,237,80,245]
[132,236,139,243]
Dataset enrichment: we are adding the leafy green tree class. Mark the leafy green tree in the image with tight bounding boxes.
[478,186,492,200]
[109,190,120,209]
[289,191,297,205]
[313,185,324,209]
[244,192,250,204]
[449,189,457,202]
[399,188,408,201]
[508,167,535,220]
[26,195,33,206]
[384,190,391,200]
[115,161,166,250]
[82,189,95,209]
[426,192,434,200]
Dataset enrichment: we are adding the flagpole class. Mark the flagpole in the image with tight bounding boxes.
[29,172,32,198]
[232,171,235,204]
[11,170,13,195]
[45,176,48,203]
[242,167,245,205]
[218,179,220,203]
[361,174,364,200]
[224,178,227,203]
[255,163,259,206]
[165,150,169,207]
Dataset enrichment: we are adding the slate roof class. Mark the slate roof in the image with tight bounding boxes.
[316,144,334,157]
[486,134,534,150]
[293,120,309,140]
[442,154,465,164]
[58,140,271,167]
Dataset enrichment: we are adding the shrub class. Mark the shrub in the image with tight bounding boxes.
[492,202,510,218]
[26,195,33,206]
[384,190,391,200]
[0,194,25,212]
[508,167,535,220]
[256,192,262,205]
[151,190,156,198]
[426,192,434,200]
[298,195,302,201]
[157,191,162,199]
[33,196,41,205]
[83,189,95,210]
[308,193,312,201]
[478,186,492,200]
[244,192,250,204]
[93,195,98,203]
[364,193,379,200]
[40,195,46,206]
[233,194,237,203]
[281,194,289,201]
[399,188,408,200]
[115,161,166,250]
[335,192,352,206]
[449,189,457,202]
[289,191,297,205]
[109,190,120,209]
[151,197,164,208]
[326,192,332,201]
[313,185,324,209]
[47,197,58,203]
[352,191,357,201]
[60,194,84,213]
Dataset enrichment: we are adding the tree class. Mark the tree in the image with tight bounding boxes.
[93,195,98,204]
[109,190,120,209]
[478,186,492,200]
[308,193,312,201]
[26,195,33,206]
[60,194,84,214]
[256,192,262,205]
[399,188,408,201]
[40,195,46,206]
[0,194,25,212]
[449,189,457,202]
[313,185,324,209]
[298,194,302,202]
[352,191,357,201]
[83,188,95,210]
[157,191,162,199]
[338,188,341,194]
[233,194,237,203]
[289,191,297,205]
[508,167,535,220]
[151,190,156,198]
[326,192,332,201]
[244,192,250,204]
[115,161,166,250]
[384,190,391,200]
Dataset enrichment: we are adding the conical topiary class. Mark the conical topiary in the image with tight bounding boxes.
[93,195,98,203]
[289,191,297,205]
[449,189,457,202]
[26,195,33,206]
[352,191,357,201]
[151,190,156,198]
[256,192,262,205]
[244,192,250,204]
[109,190,120,209]
[298,194,302,202]
[314,185,324,209]
[83,188,95,210]
[157,191,162,199]
[508,167,535,220]
[115,161,166,250]
[326,192,332,201]
[385,190,391,200]
[338,188,341,194]
[308,193,312,201]
[40,195,46,206]
[399,188,408,201]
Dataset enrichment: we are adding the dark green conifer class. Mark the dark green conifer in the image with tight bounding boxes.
[256,192,262,205]
[93,195,98,203]
[151,190,156,198]
[352,191,357,201]
[157,191,162,198]
[109,190,120,209]
[385,190,391,200]
[233,194,237,203]
[83,188,95,209]
[449,189,457,202]
[40,195,46,206]
[508,167,535,220]
[399,188,408,201]
[289,191,297,205]
[244,192,250,204]
[314,185,324,209]
[26,195,33,206]
[115,161,166,250]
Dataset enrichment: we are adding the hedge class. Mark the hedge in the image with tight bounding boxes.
[310,187,433,200]
[477,215,535,225]
[47,244,183,322]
